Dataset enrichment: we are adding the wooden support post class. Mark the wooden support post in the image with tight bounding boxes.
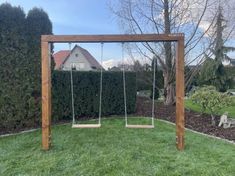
[41,41,51,150]
[176,37,185,150]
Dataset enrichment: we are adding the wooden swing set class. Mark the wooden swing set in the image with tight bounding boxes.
[41,34,185,151]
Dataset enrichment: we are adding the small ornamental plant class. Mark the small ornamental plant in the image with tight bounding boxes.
[191,86,232,126]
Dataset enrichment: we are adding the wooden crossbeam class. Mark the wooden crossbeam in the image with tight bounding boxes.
[41,34,184,43]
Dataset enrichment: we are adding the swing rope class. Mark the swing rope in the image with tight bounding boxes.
[151,57,156,126]
[98,43,104,125]
[70,43,103,128]
[122,43,128,126]
[69,43,76,125]
[123,44,156,128]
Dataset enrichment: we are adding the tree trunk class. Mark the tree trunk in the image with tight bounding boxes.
[163,71,175,105]
[163,0,175,105]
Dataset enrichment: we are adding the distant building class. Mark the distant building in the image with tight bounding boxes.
[53,45,103,71]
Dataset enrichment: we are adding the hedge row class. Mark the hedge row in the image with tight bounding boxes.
[52,71,137,121]
[0,3,52,134]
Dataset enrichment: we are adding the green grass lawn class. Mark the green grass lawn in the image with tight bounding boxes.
[0,117,235,176]
[185,98,235,118]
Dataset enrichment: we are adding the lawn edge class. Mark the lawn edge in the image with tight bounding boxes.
[158,119,235,145]
[0,123,70,138]
[1,118,235,146]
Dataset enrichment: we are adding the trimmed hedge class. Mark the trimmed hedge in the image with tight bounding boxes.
[0,4,52,134]
[52,71,137,121]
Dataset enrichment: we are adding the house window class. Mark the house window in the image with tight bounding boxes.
[71,63,77,70]
[75,53,78,57]
[71,63,85,70]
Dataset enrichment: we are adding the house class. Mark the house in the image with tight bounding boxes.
[53,45,103,71]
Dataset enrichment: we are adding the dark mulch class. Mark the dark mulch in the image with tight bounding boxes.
[0,120,70,136]
[135,96,235,142]
[1,97,234,143]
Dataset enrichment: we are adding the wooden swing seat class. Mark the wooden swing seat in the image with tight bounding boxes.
[72,124,101,128]
[126,124,154,128]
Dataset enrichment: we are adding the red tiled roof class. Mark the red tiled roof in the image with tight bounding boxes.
[53,50,70,69]
[53,45,103,70]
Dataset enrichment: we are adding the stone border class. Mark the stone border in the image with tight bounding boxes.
[1,119,235,146]
[0,128,39,138]
[158,119,235,145]
[0,123,70,138]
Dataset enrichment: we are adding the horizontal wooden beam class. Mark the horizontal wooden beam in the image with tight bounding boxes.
[41,34,184,43]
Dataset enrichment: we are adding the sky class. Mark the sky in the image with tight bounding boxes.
[1,0,235,68]
[3,0,119,34]
[2,0,127,69]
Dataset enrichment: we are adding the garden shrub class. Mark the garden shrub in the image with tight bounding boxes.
[52,71,137,121]
[190,86,233,125]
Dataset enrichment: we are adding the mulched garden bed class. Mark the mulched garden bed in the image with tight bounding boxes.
[135,96,235,142]
[0,120,71,136]
[1,96,234,143]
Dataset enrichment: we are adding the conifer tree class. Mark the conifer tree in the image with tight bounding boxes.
[25,7,53,123]
[0,3,29,129]
[199,6,235,92]
[0,3,53,130]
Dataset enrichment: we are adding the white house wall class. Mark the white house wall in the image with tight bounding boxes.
[62,47,92,71]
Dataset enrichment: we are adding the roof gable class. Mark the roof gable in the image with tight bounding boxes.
[61,45,103,69]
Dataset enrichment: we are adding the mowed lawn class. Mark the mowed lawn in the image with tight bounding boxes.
[0,118,235,176]
[185,98,235,118]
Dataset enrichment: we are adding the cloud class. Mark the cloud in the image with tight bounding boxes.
[198,21,212,36]
[102,59,118,69]
[102,56,143,70]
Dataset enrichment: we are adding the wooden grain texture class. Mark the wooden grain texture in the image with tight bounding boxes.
[176,38,185,150]
[41,42,51,150]
[72,124,101,128]
[126,125,154,129]
[41,34,184,43]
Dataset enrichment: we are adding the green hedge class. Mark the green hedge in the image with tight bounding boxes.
[52,71,137,121]
[0,4,52,134]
